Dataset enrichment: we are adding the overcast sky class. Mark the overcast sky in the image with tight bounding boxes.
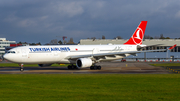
[0,0,180,44]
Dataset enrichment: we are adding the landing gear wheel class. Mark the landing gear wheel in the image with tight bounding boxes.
[90,66,101,70]
[72,65,77,70]
[94,66,97,70]
[67,65,77,70]
[90,66,94,70]
[20,64,24,72]
[97,66,101,70]
[20,68,24,72]
[68,65,72,69]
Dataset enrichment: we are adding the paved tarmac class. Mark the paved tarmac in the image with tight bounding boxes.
[0,62,170,74]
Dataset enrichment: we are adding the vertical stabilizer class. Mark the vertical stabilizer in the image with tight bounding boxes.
[124,21,148,45]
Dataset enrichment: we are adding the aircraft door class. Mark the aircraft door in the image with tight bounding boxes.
[21,49,28,58]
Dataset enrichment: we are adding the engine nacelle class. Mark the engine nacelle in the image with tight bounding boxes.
[38,64,52,67]
[76,58,93,68]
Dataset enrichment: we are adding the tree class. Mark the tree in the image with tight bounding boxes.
[144,35,154,40]
[114,36,123,39]
[102,35,105,39]
[49,39,58,44]
[67,38,75,44]
[160,34,165,39]
[30,43,36,45]
[36,42,41,45]
[154,36,159,39]
[18,42,22,44]
[18,41,28,44]
[91,37,96,41]
[144,35,151,39]
[58,40,63,44]
[45,43,50,45]
[165,37,170,39]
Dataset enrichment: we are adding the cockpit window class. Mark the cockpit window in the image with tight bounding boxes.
[7,51,16,53]
[12,51,16,53]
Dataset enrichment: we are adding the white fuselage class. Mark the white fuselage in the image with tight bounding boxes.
[4,44,137,64]
[3,21,149,66]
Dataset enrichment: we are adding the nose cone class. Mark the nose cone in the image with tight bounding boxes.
[3,53,21,63]
[3,54,15,62]
[3,54,9,60]
[3,54,16,62]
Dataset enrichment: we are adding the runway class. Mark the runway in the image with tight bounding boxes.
[0,62,170,74]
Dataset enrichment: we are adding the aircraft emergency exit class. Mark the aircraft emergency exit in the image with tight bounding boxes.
[3,21,176,71]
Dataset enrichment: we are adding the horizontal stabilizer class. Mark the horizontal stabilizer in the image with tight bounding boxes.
[168,44,177,50]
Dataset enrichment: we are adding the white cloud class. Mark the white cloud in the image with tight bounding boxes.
[1,0,180,43]
[3,12,18,23]
[17,19,37,27]
[175,11,180,18]
[39,16,49,21]
[52,1,84,17]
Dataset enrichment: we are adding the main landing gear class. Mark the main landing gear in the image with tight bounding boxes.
[67,65,78,70]
[90,65,101,70]
[67,65,102,70]
[20,64,24,72]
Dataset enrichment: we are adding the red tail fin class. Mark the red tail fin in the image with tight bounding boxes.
[124,21,148,45]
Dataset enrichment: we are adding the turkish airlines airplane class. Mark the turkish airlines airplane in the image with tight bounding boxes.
[3,21,176,71]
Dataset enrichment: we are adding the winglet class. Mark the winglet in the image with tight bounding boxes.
[168,44,177,50]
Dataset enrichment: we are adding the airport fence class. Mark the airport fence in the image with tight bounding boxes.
[118,58,180,62]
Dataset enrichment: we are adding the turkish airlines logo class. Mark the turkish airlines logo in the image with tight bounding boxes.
[132,27,143,45]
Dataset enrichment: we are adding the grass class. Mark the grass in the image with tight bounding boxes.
[0,63,68,67]
[0,74,180,101]
[150,63,180,67]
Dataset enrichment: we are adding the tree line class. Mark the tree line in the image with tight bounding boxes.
[18,37,75,45]
[88,34,177,40]
[17,34,178,45]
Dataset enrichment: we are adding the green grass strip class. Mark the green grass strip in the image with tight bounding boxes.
[150,63,180,66]
[0,74,180,101]
[0,63,68,67]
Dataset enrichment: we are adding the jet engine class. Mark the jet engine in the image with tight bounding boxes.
[38,64,52,67]
[76,58,93,68]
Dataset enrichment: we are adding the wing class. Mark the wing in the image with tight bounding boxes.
[67,44,176,60]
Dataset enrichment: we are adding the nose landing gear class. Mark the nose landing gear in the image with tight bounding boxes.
[20,64,24,72]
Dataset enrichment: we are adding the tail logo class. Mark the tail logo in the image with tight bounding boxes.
[123,21,147,45]
[132,27,143,45]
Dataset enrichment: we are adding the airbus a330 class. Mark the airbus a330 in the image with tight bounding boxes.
[3,21,176,71]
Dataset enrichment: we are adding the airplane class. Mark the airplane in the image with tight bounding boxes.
[3,21,176,71]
